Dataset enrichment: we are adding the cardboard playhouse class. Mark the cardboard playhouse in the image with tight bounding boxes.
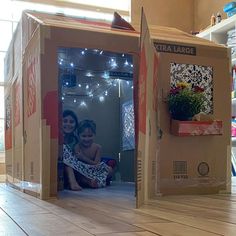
[4,10,231,207]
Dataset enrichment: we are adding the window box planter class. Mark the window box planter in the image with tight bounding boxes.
[170,119,223,136]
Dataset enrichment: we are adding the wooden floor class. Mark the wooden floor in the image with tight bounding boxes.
[1,180,236,235]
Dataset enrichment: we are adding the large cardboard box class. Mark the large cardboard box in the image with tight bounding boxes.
[136,12,231,206]
[4,10,231,208]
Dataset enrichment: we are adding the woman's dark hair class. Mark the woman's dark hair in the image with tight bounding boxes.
[78,120,96,135]
[63,110,78,128]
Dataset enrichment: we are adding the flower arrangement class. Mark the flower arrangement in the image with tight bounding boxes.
[168,82,205,121]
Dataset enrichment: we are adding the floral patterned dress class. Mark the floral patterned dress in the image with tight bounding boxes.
[63,144,110,187]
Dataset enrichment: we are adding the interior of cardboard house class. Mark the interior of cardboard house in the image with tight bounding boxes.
[59,46,135,194]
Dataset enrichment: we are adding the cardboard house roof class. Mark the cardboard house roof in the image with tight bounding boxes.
[148,25,226,48]
[24,10,225,49]
[24,11,139,37]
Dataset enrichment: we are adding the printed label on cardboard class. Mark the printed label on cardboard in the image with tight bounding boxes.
[154,43,196,56]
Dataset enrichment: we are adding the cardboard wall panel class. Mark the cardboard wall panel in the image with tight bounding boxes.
[137,11,149,207]
[13,21,22,78]
[155,52,231,195]
[12,75,24,189]
[22,28,42,196]
[4,42,13,82]
[22,11,40,54]
[4,86,13,183]
[39,22,139,197]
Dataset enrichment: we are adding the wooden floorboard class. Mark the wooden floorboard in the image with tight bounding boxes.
[1,181,236,235]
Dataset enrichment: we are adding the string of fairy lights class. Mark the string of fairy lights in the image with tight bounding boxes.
[58,47,134,107]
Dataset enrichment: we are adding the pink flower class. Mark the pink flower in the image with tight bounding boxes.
[170,87,181,95]
[193,86,204,93]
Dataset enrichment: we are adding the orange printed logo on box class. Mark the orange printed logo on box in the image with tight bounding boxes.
[14,79,20,127]
[5,95,12,150]
[152,54,158,112]
[138,44,147,134]
[27,58,36,117]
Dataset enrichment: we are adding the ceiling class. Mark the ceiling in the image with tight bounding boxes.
[58,47,134,105]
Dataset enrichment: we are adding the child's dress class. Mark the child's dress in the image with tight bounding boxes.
[63,144,110,187]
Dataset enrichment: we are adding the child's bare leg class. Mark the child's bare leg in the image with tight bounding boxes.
[65,166,82,191]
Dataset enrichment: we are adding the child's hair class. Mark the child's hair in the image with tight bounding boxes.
[63,110,78,127]
[78,119,96,135]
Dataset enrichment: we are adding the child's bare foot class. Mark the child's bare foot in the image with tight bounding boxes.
[88,179,98,188]
[81,177,98,188]
[70,182,82,191]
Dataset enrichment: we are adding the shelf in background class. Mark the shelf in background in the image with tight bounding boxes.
[198,14,236,38]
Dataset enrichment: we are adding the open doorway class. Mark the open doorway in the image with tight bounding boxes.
[58,47,135,197]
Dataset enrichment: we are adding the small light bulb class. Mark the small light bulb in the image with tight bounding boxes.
[80,101,87,107]
[99,96,105,102]
[102,72,109,79]
[111,61,117,68]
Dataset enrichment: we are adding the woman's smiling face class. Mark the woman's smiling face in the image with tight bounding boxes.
[63,115,76,134]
